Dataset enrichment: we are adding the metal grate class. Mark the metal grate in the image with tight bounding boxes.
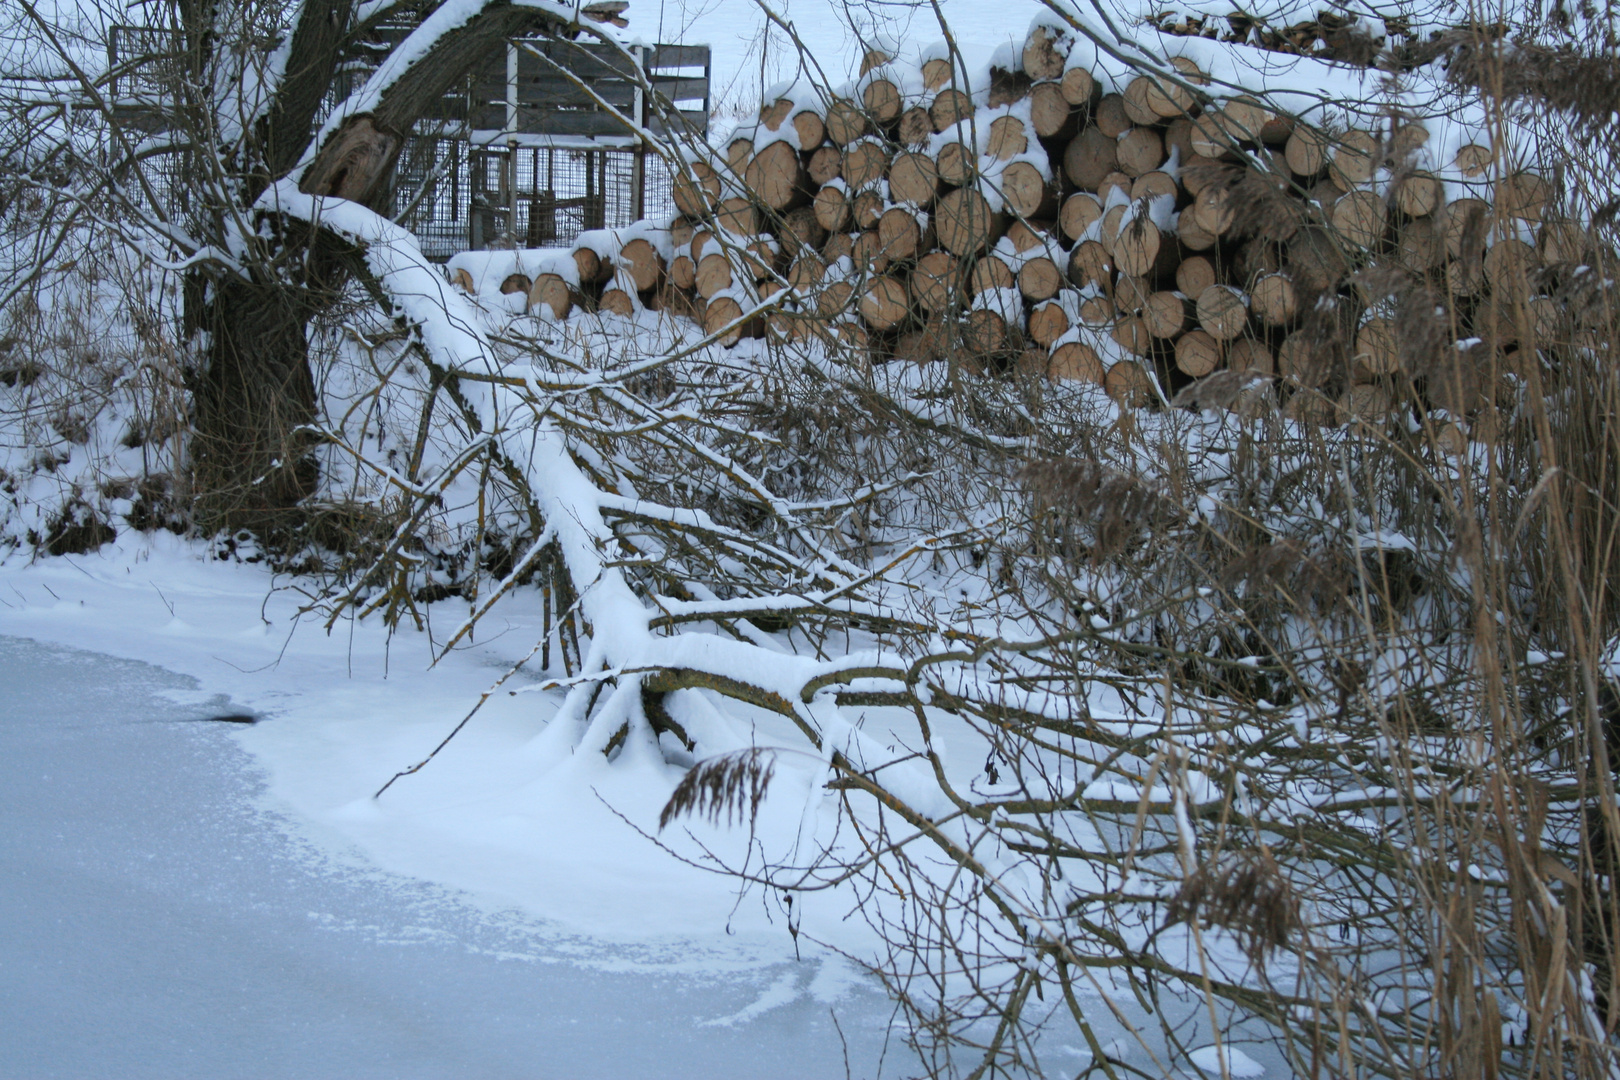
[394,138,677,260]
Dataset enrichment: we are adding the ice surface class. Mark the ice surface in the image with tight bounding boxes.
[0,620,908,1078]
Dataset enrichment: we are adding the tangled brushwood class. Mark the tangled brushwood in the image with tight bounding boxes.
[6,0,1620,1074]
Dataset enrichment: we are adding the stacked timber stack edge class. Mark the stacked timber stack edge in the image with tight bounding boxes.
[465,19,1579,437]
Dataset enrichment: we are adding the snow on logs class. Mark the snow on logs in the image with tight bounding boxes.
[478,20,1561,429]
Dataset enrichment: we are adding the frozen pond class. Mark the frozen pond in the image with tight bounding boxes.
[0,634,909,1079]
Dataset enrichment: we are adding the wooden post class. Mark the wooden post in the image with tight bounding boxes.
[631,44,647,223]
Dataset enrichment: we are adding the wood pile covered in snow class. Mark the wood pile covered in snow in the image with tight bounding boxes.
[456,15,1576,433]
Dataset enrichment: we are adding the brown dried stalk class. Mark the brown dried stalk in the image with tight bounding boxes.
[659,747,777,831]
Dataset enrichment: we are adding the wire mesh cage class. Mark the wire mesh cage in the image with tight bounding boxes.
[394,137,677,260]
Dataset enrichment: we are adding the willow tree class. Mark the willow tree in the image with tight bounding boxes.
[8,0,609,528]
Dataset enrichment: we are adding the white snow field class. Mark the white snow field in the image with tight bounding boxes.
[0,538,918,1079]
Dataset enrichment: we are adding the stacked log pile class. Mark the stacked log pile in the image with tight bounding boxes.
[469,21,1580,434]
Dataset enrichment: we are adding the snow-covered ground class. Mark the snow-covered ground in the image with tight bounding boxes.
[0,538,916,1077]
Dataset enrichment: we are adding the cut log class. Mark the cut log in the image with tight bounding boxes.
[1538,220,1588,265]
[788,255,825,291]
[936,188,1008,256]
[725,137,754,177]
[807,145,842,185]
[987,116,1030,162]
[695,251,734,299]
[877,206,924,261]
[1112,216,1163,277]
[1353,317,1398,376]
[759,97,791,129]
[1005,219,1052,253]
[1130,170,1177,201]
[1117,127,1164,178]
[963,308,1018,356]
[1394,170,1442,217]
[702,295,756,346]
[1163,116,1196,166]
[1219,97,1269,143]
[1028,298,1071,346]
[894,320,946,363]
[1063,126,1119,191]
[1028,82,1076,140]
[1000,160,1059,219]
[813,185,852,233]
[1078,293,1115,326]
[779,205,826,254]
[1483,236,1537,297]
[1288,226,1350,291]
[860,47,891,75]
[1060,192,1104,242]
[500,273,531,296]
[1192,185,1234,236]
[1250,271,1297,326]
[1018,257,1065,302]
[1342,383,1394,421]
[1283,126,1327,176]
[1228,337,1274,374]
[528,273,575,319]
[898,106,933,147]
[619,238,664,291]
[1398,217,1443,270]
[931,89,974,132]
[1190,113,1235,158]
[842,141,889,190]
[1144,290,1193,338]
[1095,94,1131,138]
[988,65,1032,109]
[1176,207,1217,252]
[1111,314,1151,356]
[668,253,697,291]
[863,78,902,125]
[1023,25,1068,80]
[598,286,635,317]
[968,254,1015,296]
[1453,143,1493,178]
[1328,129,1378,187]
[1442,198,1492,260]
[744,140,809,211]
[1330,189,1387,249]
[936,141,975,186]
[851,189,884,230]
[673,159,722,217]
[573,246,606,286]
[717,197,760,236]
[1105,361,1156,406]
[921,57,954,90]
[1068,239,1111,289]
[793,110,826,149]
[1175,255,1217,297]
[817,279,855,318]
[851,229,889,273]
[826,99,869,145]
[1061,66,1099,107]
[1196,284,1248,340]
[1114,273,1152,312]
[1097,172,1132,205]
[912,251,960,315]
[1497,171,1551,222]
[741,238,780,281]
[1121,77,1159,126]
[1050,341,1105,383]
[1277,331,1330,387]
[821,231,855,264]
[889,151,942,206]
[1175,329,1222,376]
[1143,58,1202,119]
[859,275,912,330]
